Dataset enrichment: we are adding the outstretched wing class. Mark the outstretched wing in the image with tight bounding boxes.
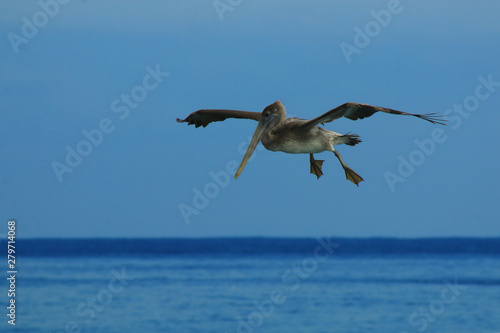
[301,102,446,128]
[176,109,262,128]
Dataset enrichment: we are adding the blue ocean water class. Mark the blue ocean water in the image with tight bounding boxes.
[4,238,500,332]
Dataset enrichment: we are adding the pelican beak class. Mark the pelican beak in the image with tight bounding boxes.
[235,115,278,179]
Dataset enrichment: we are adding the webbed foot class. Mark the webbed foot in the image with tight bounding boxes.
[333,150,364,186]
[309,154,324,179]
[343,166,364,186]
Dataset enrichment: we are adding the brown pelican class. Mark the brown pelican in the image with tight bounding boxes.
[177,101,445,186]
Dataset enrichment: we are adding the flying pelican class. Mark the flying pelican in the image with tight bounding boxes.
[177,101,445,186]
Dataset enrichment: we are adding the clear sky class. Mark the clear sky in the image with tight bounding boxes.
[1,0,499,238]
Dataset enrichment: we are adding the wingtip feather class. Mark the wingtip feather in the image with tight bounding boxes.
[417,113,447,126]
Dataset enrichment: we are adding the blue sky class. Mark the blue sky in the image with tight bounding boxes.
[1,0,499,238]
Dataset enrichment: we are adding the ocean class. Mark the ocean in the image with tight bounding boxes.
[5,238,500,332]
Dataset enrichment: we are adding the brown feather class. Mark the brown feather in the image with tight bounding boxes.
[177,109,261,128]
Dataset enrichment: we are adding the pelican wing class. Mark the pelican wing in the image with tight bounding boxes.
[177,109,261,128]
[301,103,446,128]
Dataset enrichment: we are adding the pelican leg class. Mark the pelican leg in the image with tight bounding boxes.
[309,153,324,179]
[333,150,364,186]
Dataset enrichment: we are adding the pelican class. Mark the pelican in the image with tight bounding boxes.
[177,101,445,186]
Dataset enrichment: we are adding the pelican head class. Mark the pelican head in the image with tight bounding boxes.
[234,101,285,179]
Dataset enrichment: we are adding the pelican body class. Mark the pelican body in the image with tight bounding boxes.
[177,101,444,186]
